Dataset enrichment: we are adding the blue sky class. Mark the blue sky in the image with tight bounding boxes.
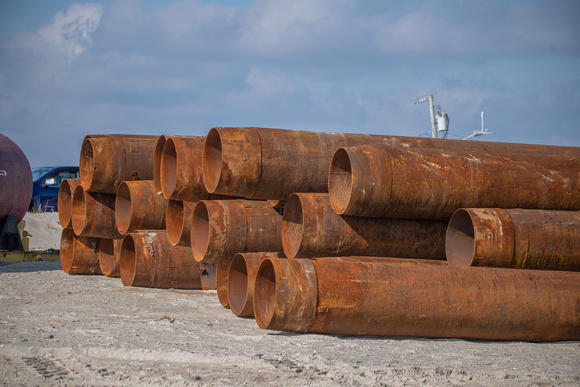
[1,0,579,167]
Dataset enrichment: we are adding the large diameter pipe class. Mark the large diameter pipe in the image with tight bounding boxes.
[282,193,447,259]
[79,135,157,193]
[115,180,167,235]
[228,252,285,317]
[191,199,283,263]
[71,185,121,238]
[60,228,102,275]
[202,127,580,201]
[58,178,81,229]
[166,200,196,246]
[0,134,33,224]
[216,262,231,307]
[254,257,580,341]
[447,208,580,271]
[329,145,580,220]
[98,238,123,277]
[120,230,202,289]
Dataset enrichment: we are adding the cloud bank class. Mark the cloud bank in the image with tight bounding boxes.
[1,0,579,166]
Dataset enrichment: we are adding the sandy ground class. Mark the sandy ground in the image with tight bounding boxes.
[1,214,579,385]
[22,212,62,251]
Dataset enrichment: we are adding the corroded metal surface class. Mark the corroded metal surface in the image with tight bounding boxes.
[115,180,167,235]
[191,199,283,263]
[160,136,211,201]
[282,193,447,259]
[119,230,201,289]
[60,228,101,275]
[228,252,285,317]
[254,257,580,341]
[329,145,580,219]
[58,178,81,229]
[71,185,121,238]
[98,238,123,277]
[216,262,232,307]
[202,127,580,201]
[0,134,32,224]
[79,135,157,194]
[166,200,196,246]
[447,208,580,271]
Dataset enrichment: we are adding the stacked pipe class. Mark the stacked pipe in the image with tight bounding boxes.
[56,128,580,342]
[58,134,201,289]
[199,127,580,342]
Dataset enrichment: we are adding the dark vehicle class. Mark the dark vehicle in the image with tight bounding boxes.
[30,166,80,212]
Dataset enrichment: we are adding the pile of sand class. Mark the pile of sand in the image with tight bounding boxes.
[22,212,62,251]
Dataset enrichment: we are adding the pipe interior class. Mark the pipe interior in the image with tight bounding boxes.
[166,200,184,245]
[98,238,115,275]
[200,262,217,290]
[153,136,167,194]
[58,180,74,227]
[254,259,277,329]
[161,138,178,199]
[228,254,249,316]
[281,194,304,258]
[71,186,87,236]
[79,138,95,189]
[59,228,75,273]
[120,235,137,286]
[115,183,132,234]
[446,209,476,266]
[191,202,210,262]
[328,148,353,214]
[202,128,222,193]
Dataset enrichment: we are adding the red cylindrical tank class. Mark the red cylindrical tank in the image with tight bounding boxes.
[0,135,33,224]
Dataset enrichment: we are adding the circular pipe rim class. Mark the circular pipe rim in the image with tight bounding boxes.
[161,138,179,199]
[281,193,304,259]
[71,185,87,236]
[98,238,116,276]
[202,128,222,194]
[254,258,277,329]
[79,138,95,190]
[191,201,211,262]
[166,199,185,245]
[446,209,476,266]
[115,182,133,235]
[328,148,353,215]
[228,253,249,316]
[120,234,137,286]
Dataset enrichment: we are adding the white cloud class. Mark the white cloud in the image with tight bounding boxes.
[38,3,102,58]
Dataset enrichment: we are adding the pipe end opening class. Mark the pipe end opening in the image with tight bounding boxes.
[161,138,178,199]
[166,200,185,245]
[202,128,222,193]
[281,194,304,258]
[228,254,249,316]
[120,234,137,286]
[446,209,476,266]
[59,228,75,273]
[58,179,75,227]
[71,185,87,236]
[191,201,210,262]
[115,182,132,235]
[254,259,277,329]
[98,238,116,276]
[79,138,95,189]
[328,148,353,214]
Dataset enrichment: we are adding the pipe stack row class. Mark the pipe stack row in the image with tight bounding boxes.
[58,135,201,289]
[58,128,580,342]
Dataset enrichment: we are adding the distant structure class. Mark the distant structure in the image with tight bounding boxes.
[415,94,494,140]
[414,94,449,139]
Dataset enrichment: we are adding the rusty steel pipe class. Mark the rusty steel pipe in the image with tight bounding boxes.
[79,135,157,193]
[60,228,102,275]
[200,262,218,290]
[202,127,580,201]
[71,185,121,238]
[229,252,285,317]
[98,238,123,277]
[120,230,202,289]
[282,193,447,259]
[153,135,171,195]
[329,145,580,220]
[115,180,167,235]
[58,178,81,229]
[447,208,580,271]
[254,257,580,341]
[166,200,196,246]
[191,199,283,263]
[160,136,212,201]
